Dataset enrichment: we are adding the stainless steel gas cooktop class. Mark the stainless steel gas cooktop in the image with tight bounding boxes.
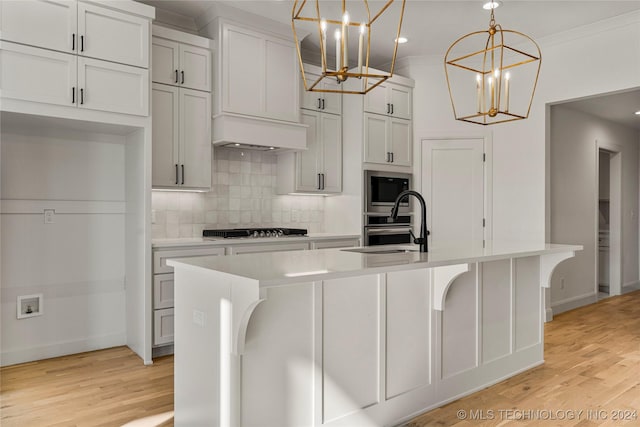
[203,228,307,239]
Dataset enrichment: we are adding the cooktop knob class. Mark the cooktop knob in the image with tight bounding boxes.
[259,231,265,237]
[265,230,272,237]
[253,230,259,238]
[277,229,284,237]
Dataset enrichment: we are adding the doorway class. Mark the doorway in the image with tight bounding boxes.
[596,143,622,299]
[419,136,491,249]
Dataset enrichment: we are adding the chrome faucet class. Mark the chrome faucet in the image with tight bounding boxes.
[390,190,429,252]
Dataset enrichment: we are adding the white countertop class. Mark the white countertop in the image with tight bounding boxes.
[168,241,582,287]
[152,233,360,248]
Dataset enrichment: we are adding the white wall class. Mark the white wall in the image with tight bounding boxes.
[395,11,640,244]
[1,126,129,365]
[549,106,639,312]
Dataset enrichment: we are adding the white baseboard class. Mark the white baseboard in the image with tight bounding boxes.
[623,280,640,293]
[550,292,597,317]
[0,333,126,367]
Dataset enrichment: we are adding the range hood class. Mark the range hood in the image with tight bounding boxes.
[212,113,308,152]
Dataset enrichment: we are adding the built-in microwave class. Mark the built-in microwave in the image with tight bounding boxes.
[365,170,412,214]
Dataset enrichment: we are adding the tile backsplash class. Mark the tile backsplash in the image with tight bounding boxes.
[151,148,325,238]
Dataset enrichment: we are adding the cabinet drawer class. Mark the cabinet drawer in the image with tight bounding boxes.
[153,273,174,309]
[311,239,360,250]
[153,308,174,346]
[153,246,225,274]
[227,242,309,255]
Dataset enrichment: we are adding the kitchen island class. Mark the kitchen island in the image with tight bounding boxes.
[168,241,581,427]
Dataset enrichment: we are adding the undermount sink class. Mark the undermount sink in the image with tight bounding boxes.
[341,247,419,254]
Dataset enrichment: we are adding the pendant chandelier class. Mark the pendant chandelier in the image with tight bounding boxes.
[291,0,406,95]
[444,4,541,125]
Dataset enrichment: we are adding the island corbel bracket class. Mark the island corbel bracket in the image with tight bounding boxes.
[540,251,575,288]
[233,287,268,355]
[432,263,470,311]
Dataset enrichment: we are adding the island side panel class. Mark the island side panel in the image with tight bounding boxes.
[240,283,315,427]
[438,257,545,403]
[173,267,230,426]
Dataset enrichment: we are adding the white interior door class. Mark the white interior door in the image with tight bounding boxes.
[422,138,485,249]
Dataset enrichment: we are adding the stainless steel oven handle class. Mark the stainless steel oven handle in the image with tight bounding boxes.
[365,227,411,235]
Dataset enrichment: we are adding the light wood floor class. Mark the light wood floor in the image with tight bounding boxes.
[1,290,638,427]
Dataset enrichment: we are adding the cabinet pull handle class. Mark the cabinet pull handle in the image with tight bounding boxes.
[72,34,75,51]
[322,98,325,110]
[317,98,321,109]
[175,70,179,83]
[386,103,390,114]
[386,152,390,162]
[317,174,321,190]
[321,173,325,190]
[181,70,185,84]
[181,164,185,185]
[80,88,84,105]
[175,164,179,184]
[80,35,84,52]
[72,87,75,104]
[391,104,394,115]
[391,152,394,163]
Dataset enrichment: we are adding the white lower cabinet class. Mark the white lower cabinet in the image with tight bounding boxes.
[152,246,225,347]
[0,41,149,116]
[152,84,211,190]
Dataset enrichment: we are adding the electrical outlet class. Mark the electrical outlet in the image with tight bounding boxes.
[193,309,206,327]
[44,209,55,224]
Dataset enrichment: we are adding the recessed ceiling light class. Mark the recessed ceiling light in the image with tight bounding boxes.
[483,1,502,10]
[635,111,640,115]
[395,37,408,44]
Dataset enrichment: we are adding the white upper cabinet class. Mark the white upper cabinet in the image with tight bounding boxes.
[278,109,342,194]
[78,2,149,68]
[0,0,149,68]
[0,0,77,53]
[363,113,411,167]
[0,41,77,107]
[152,26,211,92]
[78,56,148,116]
[364,80,412,120]
[0,40,148,115]
[218,20,299,122]
[152,83,211,190]
[301,66,342,115]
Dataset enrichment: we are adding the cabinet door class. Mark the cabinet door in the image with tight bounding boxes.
[389,118,411,166]
[264,37,300,122]
[179,44,211,92]
[320,113,342,193]
[152,84,180,188]
[78,2,149,68]
[363,113,388,164]
[222,24,262,115]
[0,41,76,107]
[152,37,180,86]
[389,84,411,120]
[363,81,388,115]
[180,88,212,189]
[301,71,341,115]
[296,111,321,192]
[0,0,76,53]
[78,57,149,116]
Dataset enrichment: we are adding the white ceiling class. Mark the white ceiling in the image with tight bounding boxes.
[140,0,640,131]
